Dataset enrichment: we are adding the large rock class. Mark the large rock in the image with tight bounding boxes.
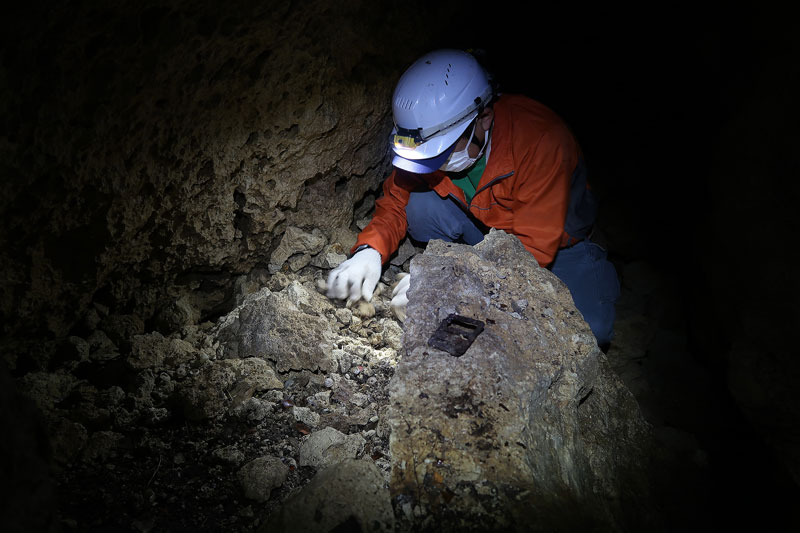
[268,226,327,273]
[388,230,657,532]
[174,357,283,420]
[128,332,197,370]
[298,426,366,469]
[264,459,394,533]
[213,287,337,373]
[237,455,289,503]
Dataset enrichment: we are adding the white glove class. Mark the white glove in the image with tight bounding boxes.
[326,247,381,303]
[391,272,410,322]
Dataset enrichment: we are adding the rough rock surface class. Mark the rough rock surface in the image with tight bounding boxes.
[388,230,657,531]
[0,0,449,339]
[237,455,290,503]
[264,459,394,533]
[213,286,338,373]
[6,265,402,531]
[298,426,366,469]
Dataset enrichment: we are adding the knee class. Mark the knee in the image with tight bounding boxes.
[405,192,436,230]
[552,242,620,348]
[406,191,460,243]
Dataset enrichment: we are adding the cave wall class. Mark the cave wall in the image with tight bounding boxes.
[692,12,800,485]
[0,0,459,338]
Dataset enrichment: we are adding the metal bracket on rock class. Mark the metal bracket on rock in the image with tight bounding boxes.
[427,314,485,357]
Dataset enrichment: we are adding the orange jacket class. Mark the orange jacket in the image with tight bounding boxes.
[354,94,588,268]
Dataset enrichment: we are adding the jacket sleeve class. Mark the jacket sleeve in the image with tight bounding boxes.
[511,128,577,268]
[352,169,419,263]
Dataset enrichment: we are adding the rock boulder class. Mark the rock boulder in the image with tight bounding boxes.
[388,230,658,531]
[213,287,337,373]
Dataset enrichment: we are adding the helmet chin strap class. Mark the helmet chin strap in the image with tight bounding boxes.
[469,113,493,153]
[471,120,492,158]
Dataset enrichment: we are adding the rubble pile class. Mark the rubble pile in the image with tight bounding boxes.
[1,230,715,532]
[3,234,416,532]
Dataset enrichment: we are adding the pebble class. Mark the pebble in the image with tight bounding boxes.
[352,301,376,319]
[350,392,369,407]
[335,308,353,325]
[293,406,320,427]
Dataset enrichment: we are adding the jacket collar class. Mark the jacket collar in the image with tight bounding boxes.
[481,95,515,180]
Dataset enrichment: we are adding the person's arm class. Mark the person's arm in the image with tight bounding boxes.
[327,169,423,304]
[352,168,423,263]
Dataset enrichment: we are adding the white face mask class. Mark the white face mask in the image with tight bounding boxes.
[440,121,489,173]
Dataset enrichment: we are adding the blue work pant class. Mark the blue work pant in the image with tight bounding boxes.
[406,190,619,347]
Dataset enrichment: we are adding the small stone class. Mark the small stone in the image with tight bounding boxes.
[350,392,369,407]
[314,390,331,407]
[335,308,353,325]
[310,244,347,269]
[512,299,529,313]
[239,397,272,422]
[293,406,321,428]
[212,445,246,465]
[100,314,145,346]
[267,459,394,532]
[87,330,119,361]
[237,456,289,502]
[356,216,371,231]
[351,301,375,319]
[298,427,365,469]
[288,253,312,272]
[389,238,419,267]
[81,431,124,462]
[269,227,327,274]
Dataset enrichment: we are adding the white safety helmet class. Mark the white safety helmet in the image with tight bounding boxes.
[390,49,494,174]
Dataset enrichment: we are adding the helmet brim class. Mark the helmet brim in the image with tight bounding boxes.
[392,142,456,174]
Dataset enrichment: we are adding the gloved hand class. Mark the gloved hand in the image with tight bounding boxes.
[391,272,410,322]
[326,247,381,304]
